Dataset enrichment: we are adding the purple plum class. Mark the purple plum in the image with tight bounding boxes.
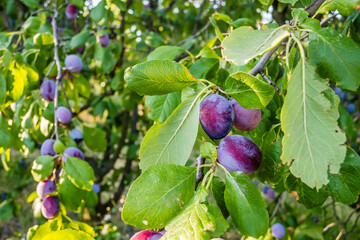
[65,4,78,20]
[65,54,83,73]
[41,196,60,219]
[217,135,261,174]
[40,139,56,156]
[99,33,110,47]
[70,128,83,143]
[40,80,56,101]
[63,147,85,162]
[230,99,261,131]
[200,94,234,139]
[92,183,101,194]
[271,223,286,239]
[267,188,275,199]
[130,230,164,240]
[56,106,72,124]
[36,180,56,199]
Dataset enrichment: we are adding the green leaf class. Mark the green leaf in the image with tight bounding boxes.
[327,147,360,205]
[69,30,90,49]
[212,12,233,24]
[225,71,275,109]
[305,25,360,91]
[124,60,198,96]
[258,0,272,5]
[31,156,54,182]
[222,26,289,65]
[210,177,229,218]
[292,9,309,24]
[122,165,196,229]
[20,0,39,8]
[285,173,328,208]
[27,222,54,240]
[139,94,201,170]
[69,0,84,8]
[317,0,360,16]
[58,176,85,212]
[147,46,185,60]
[73,75,92,98]
[199,142,217,162]
[0,201,13,221]
[65,221,95,237]
[0,116,11,149]
[94,42,119,73]
[257,128,286,184]
[189,58,219,79]
[83,126,107,152]
[64,156,94,191]
[224,171,269,237]
[281,61,346,189]
[90,0,106,23]
[33,32,54,46]
[43,229,95,240]
[162,187,216,240]
[145,91,181,122]
[9,65,25,102]
[207,204,229,238]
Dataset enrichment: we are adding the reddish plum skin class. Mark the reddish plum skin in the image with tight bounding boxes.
[99,33,110,47]
[56,106,72,124]
[40,139,56,156]
[41,196,60,219]
[200,94,234,139]
[37,180,56,199]
[40,80,56,101]
[63,147,85,162]
[230,100,261,131]
[65,4,78,20]
[217,135,261,174]
[130,230,164,240]
[65,54,83,73]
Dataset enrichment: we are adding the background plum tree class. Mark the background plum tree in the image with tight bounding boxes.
[0,0,360,239]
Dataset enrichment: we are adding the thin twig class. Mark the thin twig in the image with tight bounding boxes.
[248,46,280,76]
[60,81,71,110]
[260,71,280,94]
[176,21,211,46]
[51,1,63,140]
[305,0,326,17]
[269,193,284,221]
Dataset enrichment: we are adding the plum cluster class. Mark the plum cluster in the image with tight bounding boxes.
[199,94,262,174]
[36,179,59,219]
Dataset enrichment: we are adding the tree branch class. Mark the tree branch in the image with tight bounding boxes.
[305,0,326,17]
[51,1,63,140]
[176,21,211,46]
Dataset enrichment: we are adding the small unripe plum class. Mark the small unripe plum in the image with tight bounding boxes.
[70,128,83,143]
[230,100,261,131]
[65,54,83,73]
[36,180,56,199]
[40,139,56,156]
[99,33,110,47]
[56,106,72,124]
[41,196,60,219]
[63,147,85,162]
[65,4,78,20]
[347,103,356,114]
[267,188,275,199]
[40,80,56,101]
[217,135,261,174]
[200,94,234,139]
[92,183,101,194]
[271,223,286,239]
[130,230,164,240]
